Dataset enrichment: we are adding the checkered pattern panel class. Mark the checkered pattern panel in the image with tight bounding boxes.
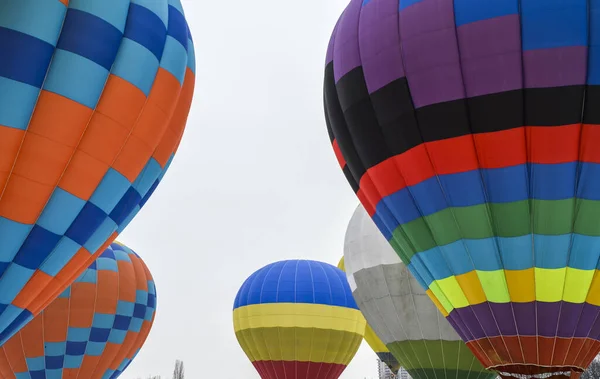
[0,242,157,379]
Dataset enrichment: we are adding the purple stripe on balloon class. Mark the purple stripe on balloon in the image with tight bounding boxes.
[333,0,363,82]
[537,301,561,337]
[575,303,600,337]
[489,302,518,335]
[589,308,600,340]
[453,306,487,340]
[449,301,600,343]
[557,302,585,337]
[326,16,341,65]
[513,301,536,336]
[399,0,464,108]
[457,15,523,97]
[359,0,405,93]
[399,0,454,39]
[446,312,469,341]
[471,302,501,337]
[523,46,588,88]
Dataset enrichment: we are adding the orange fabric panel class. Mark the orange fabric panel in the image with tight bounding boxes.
[95,270,119,314]
[2,336,27,372]
[68,282,97,328]
[131,254,149,291]
[26,91,91,148]
[12,270,53,310]
[92,342,121,377]
[117,260,136,302]
[58,149,109,201]
[95,74,146,130]
[0,173,54,224]
[76,355,102,379]
[20,315,44,358]
[108,331,138,370]
[111,135,154,182]
[42,297,69,342]
[154,68,195,166]
[78,112,132,167]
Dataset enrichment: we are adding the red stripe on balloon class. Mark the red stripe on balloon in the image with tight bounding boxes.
[355,123,590,216]
[252,360,347,379]
[332,139,346,168]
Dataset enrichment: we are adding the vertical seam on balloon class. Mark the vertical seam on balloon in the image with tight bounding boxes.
[274,260,289,379]
[293,261,298,379]
[74,252,100,379]
[405,262,440,379]
[114,254,151,377]
[16,319,28,377]
[323,263,350,374]
[393,0,503,369]
[95,248,123,377]
[442,0,520,369]
[304,261,316,379]
[316,263,336,379]
[513,0,533,372]
[0,342,15,378]
[449,0,526,371]
[392,0,505,371]
[562,0,599,370]
[543,0,591,369]
[256,264,280,379]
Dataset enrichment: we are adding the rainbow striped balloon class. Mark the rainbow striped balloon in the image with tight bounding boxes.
[233,259,365,379]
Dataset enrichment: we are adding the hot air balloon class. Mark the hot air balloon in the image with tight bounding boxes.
[0,241,156,378]
[0,0,194,345]
[324,0,600,377]
[338,257,400,374]
[233,259,365,379]
[344,205,497,379]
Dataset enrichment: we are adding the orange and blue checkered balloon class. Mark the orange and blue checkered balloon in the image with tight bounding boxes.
[0,242,157,379]
[0,0,194,345]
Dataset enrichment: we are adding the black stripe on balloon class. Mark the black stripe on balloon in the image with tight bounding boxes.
[324,62,366,190]
[326,63,593,179]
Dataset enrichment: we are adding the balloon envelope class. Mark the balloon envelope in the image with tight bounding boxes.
[233,259,365,379]
[324,0,600,377]
[0,0,194,345]
[344,205,496,379]
[338,257,400,373]
[0,242,157,378]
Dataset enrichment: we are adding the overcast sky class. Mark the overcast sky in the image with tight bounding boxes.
[117,0,381,377]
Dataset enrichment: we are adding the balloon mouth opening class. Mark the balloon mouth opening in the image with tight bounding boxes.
[491,364,583,379]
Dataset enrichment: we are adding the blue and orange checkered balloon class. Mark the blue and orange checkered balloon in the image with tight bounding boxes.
[0,242,157,379]
[0,0,194,345]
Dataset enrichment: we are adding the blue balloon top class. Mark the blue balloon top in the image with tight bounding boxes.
[233,260,358,310]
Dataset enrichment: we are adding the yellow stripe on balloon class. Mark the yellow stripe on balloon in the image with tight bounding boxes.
[505,268,535,302]
[428,267,600,312]
[586,271,600,306]
[233,303,366,334]
[476,270,510,303]
[235,327,364,364]
[562,267,594,303]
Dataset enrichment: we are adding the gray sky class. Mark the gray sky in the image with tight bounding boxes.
[118,0,382,377]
